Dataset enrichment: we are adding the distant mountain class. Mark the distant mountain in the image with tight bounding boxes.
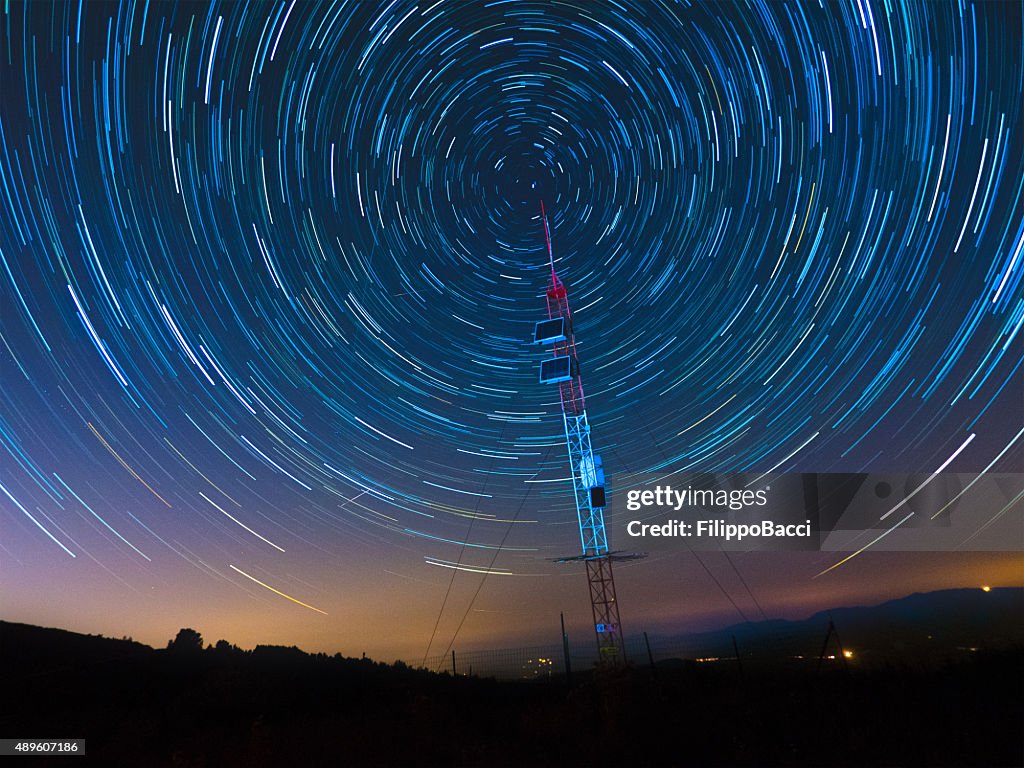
[651,587,1024,662]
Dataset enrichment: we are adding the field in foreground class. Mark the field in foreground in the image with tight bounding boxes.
[2,619,1022,767]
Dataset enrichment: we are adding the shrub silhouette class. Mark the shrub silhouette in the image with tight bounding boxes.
[167,627,203,653]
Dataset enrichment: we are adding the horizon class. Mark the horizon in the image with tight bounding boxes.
[6,575,1021,663]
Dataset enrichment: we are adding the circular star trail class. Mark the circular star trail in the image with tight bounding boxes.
[0,2,1021,632]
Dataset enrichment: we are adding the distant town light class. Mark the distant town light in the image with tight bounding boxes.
[843,649,854,659]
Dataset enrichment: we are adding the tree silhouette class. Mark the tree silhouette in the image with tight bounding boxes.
[167,627,203,653]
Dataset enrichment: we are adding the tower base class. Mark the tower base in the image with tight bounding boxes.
[586,554,625,666]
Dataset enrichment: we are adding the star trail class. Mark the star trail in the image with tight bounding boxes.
[1,1,1021,658]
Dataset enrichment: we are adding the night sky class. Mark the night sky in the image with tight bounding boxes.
[1,1,1021,662]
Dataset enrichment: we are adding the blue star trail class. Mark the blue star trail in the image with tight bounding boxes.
[0,1,1020,645]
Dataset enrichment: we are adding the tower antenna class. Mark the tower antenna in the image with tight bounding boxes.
[540,200,555,282]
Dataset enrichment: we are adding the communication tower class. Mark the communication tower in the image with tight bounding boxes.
[533,202,625,665]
